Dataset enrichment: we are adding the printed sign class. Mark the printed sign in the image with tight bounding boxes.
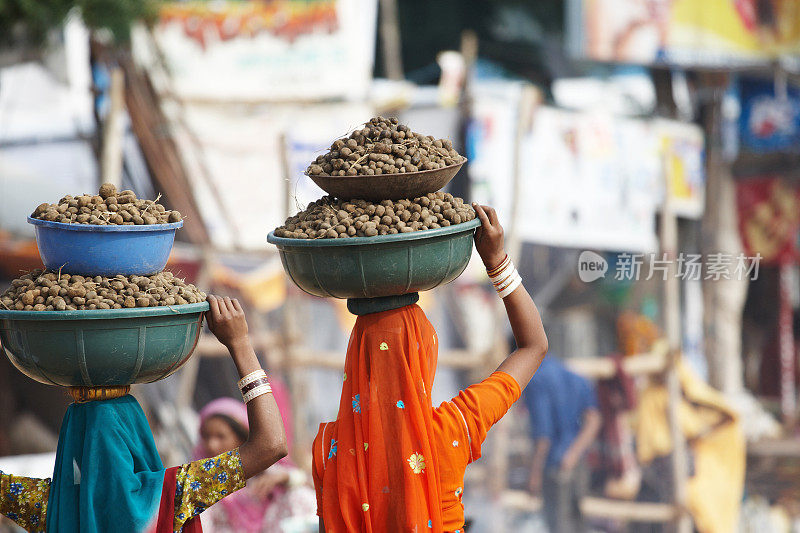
[569,0,800,66]
[155,0,377,101]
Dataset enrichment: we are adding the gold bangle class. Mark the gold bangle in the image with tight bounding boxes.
[486,255,510,276]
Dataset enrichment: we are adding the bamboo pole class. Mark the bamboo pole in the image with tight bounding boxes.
[378,0,404,80]
[565,345,668,378]
[484,84,540,527]
[660,151,692,533]
[778,263,795,424]
[120,54,210,244]
[277,136,312,469]
[501,490,678,523]
[101,68,125,188]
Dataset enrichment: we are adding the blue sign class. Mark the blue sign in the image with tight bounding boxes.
[739,78,800,153]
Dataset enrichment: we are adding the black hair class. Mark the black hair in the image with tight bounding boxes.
[206,414,249,443]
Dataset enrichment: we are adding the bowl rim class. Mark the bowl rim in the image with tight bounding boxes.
[304,157,467,181]
[0,301,209,320]
[27,216,183,232]
[267,217,480,247]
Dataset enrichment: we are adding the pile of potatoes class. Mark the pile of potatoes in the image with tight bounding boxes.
[31,183,182,225]
[273,192,475,239]
[0,270,206,311]
[306,116,465,177]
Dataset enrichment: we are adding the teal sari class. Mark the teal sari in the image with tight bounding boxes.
[46,395,167,533]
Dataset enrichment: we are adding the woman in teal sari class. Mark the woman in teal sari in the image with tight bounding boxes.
[0,295,288,533]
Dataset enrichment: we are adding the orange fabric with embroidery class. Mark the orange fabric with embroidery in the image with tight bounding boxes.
[312,305,520,532]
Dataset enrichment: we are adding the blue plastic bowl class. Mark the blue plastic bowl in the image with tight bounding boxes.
[27,217,183,276]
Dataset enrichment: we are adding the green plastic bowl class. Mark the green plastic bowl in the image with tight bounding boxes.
[267,219,479,298]
[0,302,208,387]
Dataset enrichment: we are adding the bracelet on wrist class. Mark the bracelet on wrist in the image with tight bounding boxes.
[240,377,270,395]
[237,369,267,390]
[486,257,523,299]
[238,369,273,403]
[498,274,523,298]
[486,254,510,276]
[242,383,272,404]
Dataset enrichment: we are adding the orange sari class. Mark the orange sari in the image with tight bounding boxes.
[312,304,521,532]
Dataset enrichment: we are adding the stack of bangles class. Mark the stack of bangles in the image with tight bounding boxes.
[487,255,523,299]
[237,370,272,404]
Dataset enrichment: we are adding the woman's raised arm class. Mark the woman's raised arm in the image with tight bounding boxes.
[207,295,288,478]
[472,204,548,389]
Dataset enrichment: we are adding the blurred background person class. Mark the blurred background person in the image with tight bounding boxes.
[196,392,316,533]
[526,355,602,533]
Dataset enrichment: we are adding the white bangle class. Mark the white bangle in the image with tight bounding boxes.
[238,369,267,390]
[495,271,518,293]
[243,383,272,404]
[498,273,523,299]
[488,259,514,283]
[487,257,523,298]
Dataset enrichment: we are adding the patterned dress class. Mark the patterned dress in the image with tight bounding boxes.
[0,448,246,533]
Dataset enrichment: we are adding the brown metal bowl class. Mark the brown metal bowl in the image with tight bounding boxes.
[307,159,466,201]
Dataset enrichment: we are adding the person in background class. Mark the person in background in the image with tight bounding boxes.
[525,356,602,533]
[197,392,316,533]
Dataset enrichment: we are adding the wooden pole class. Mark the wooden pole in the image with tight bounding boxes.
[378,0,403,80]
[778,263,796,424]
[101,67,125,188]
[660,151,692,533]
[120,54,211,245]
[278,136,311,468]
[450,29,478,201]
[699,72,747,394]
[484,84,539,529]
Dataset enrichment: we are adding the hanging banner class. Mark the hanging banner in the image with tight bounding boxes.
[154,0,377,102]
[739,78,800,153]
[516,107,661,252]
[467,81,524,228]
[465,95,706,252]
[655,119,706,218]
[172,102,372,250]
[736,177,800,265]
[569,0,800,67]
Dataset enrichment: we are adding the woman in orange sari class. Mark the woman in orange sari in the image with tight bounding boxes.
[312,205,548,532]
